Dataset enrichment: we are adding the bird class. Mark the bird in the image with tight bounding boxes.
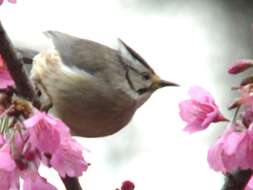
[18,31,178,137]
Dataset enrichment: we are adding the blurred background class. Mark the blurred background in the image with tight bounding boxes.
[1,0,253,189]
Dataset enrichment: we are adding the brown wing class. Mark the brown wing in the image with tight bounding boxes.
[44,31,120,75]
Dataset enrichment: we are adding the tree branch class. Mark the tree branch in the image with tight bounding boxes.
[61,176,82,190]
[0,20,82,190]
[0,21,40,108]
[222,169,252,190]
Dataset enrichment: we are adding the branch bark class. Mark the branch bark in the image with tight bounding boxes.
[0,20,82,190]
[222,169,252,190]
[0,21,40,108]
[61,176,82,190]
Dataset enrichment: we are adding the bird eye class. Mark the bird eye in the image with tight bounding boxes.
[142,72,150,80]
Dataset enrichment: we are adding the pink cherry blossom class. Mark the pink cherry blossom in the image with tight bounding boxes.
[0,55,14,89]
[0,148,19,190]
[24,111,89,177]
[0,111,88,189]
[50,138,89,177]
[179,86,226,133]
[50,116,89,175]
[208,123,253,172]
[228,59,253,74]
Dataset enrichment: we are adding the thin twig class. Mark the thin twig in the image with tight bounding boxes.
[222,169,252,190]
[0,21,40,108]
[0,20,82,190]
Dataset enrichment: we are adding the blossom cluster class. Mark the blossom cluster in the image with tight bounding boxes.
[179,59,253,189]
[0,55,89,189]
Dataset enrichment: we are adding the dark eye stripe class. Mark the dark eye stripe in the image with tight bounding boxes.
[124,63,149,95]
[118,50,150,95]
[125,67,136,92]
[137,87,149,95]
[118,39,155,74]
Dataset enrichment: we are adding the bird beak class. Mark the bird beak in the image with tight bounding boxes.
[158,79,179,88]
[149,76,179,92]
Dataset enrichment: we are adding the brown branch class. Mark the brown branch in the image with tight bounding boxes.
[0,21,40,108]
[222,169,252,190]
[61,176,82,190]
[0,20,83,190]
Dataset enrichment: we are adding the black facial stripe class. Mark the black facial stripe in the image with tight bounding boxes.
[118,53,136,92]
[125,67,136,92]
[118,51,150,95]
[126,66,152,95]
[125,64,151,95]
[136,88,149,95]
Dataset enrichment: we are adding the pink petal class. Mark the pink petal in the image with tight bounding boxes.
[24,112,61,154]
[208,139,226,172]
[0,134,5,146]
[0,55,14,89]
[0,170,19,190]
[0,151,16,171]
[23,174,57,190]
[0,69,14,89]
[183,124,205,133]
[223,131,246,155]
[25,112,88,177]
[179,100,197,123]
[46,114,71,136]
[188,86,215,104]
[208,126,237,172]
[51,139,89,177]
[208,124,253,173]
[201,107,219,126]
[179,86,226,134]
[228,59,253,74]
[7,0,16,3]
[24,112,51,129]
[245,175,253,190]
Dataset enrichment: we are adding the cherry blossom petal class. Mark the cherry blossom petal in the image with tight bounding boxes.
[23,173,56,190]
[0,151,16,171]
[24,112,61,154]
[179,86,226,133]
[50,139,89,177]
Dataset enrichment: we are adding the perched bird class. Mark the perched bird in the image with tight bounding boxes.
[19,31,178,137]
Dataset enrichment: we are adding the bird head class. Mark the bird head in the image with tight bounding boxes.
[118,39,178,106]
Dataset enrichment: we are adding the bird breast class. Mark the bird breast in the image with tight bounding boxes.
[32,49,138,137]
